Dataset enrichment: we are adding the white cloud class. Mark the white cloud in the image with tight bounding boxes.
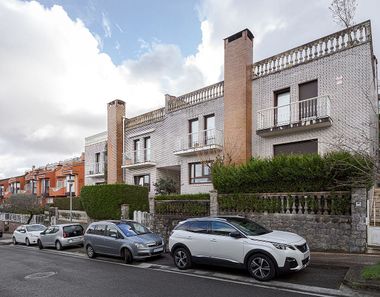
[101,12,112,38]
[0,0,379,178]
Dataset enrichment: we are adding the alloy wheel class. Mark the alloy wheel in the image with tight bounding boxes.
[174,249,189,269]
[12,237,17,245]
[55,241,62,250]
[25,238,30,246]
[249,256,272,280]
[87,245,95,258]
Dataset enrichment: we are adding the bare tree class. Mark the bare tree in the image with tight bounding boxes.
[329,0,358,28]
[1,194,43,224]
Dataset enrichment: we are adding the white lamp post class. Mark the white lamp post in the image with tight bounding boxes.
[67,175,74,222]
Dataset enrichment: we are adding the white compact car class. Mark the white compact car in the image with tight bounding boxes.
[12,224,46,246]
[169,216,310,281]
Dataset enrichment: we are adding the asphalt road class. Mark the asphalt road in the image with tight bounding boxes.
[0,244,363,297]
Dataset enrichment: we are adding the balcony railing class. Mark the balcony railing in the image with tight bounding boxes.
[174,129,223,155]
[123,149,155,168]
[85,162,105,176]
[256,96,331,135]
[252,20,371,79]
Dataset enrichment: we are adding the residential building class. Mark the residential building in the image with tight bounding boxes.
[84,131,107,185]
[85,20,378,196]
[0,155,85,204]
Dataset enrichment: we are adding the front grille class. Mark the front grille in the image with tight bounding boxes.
[302,257,310,266]
[296,243,308,253]
[147,240,163,247]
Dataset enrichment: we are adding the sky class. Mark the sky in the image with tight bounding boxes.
[0,0,379,178]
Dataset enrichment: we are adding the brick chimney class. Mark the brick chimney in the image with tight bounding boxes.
[223,29,253,164]
[107,99,125,184]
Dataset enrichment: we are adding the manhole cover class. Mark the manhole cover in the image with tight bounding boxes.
[24,272,57,280]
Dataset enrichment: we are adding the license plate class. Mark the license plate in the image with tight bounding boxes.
[153,247,163,253]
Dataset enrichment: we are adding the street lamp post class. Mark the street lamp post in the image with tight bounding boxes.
[67,175,74,223]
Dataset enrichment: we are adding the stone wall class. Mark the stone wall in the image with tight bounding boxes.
[151,188,367,253]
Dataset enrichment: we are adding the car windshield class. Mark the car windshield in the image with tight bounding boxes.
[26,225,46,232]
[226,218,272,236]
[117,222,151,237]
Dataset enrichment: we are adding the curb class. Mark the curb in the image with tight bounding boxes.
[0,240,12,245]
[343,265,380,292]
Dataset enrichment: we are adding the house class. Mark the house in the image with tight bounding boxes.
[84,131,107,185]
[0,155,85,204]
[85,20,378,196]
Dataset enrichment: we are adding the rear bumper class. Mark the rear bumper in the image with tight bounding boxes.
[61,237,84,247]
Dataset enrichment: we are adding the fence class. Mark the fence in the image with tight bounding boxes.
[0,212,45,224]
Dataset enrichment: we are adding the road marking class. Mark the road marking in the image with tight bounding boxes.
[25,271,57,280]
[4,245,353,297]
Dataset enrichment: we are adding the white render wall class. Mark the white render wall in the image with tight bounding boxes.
[84,139,107,185]
[252,42,378,158]
[123,97,224,195]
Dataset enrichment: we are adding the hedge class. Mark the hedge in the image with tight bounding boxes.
[80,184,148,220]
[52,198,84,211]
[212,151,374,194]
[155,193,210,201]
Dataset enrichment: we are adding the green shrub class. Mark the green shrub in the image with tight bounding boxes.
[80,184,148,220]
[212,152,373,194]
[155,193,210,201]
[155,200,209,216]
[52,197,84,211]
[361,262,380,280]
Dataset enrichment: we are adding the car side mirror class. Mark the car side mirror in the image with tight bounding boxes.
[229,231,242,238]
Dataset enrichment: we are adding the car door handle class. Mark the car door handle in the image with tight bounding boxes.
[210,238,216,242]
[186,236,192,239]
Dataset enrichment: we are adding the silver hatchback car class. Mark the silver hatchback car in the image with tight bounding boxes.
[84,220,164,263]
[38,224,84,250]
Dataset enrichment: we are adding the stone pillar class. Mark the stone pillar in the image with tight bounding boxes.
[121,204,129,219]
[107,99,126,184]
[210,190,218,217]
[350,188,367,252]
[223,29,253,165]
[149,196,155,215]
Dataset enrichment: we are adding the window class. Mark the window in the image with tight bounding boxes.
[86,225,96,234]
[31,180,37,194]
[63,225,84,237]
[0,185,4,196]
[189,118,199,148]
[95,152,101,173]
[204,114,215,145]
[134,174,150,190]
[94,224,106,236]
[189,162,212,184]
[10,182,21,194]
[275,89,290,126]
[56,180,64,189]
[211,221,237,236]
[144,137,151,162]
[187,221,210,233]
[299,80,318,120]
[106,225,118,238]
[134,139,142,163]
[273,139,318,156]
[41,179,50,194]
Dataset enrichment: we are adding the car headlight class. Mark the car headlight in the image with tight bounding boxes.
[272,242,295,250]
[135,243,146,249]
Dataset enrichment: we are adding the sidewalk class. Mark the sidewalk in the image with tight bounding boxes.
[311,251,380,293]
[0,233,12,245]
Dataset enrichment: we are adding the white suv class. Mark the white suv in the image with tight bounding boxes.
[169,216,310,281]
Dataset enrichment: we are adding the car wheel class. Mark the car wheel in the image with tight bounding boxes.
[122,248,133,264]
[25,238,30,246]
[55,240,63,251]
[247,254,276,281]
[12,237,17,245]
[86,245,96,259]
[38,240,43,250]
[173,247,192,270]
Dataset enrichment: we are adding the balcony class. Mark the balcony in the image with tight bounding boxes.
[85,162,105,177]
[122,149,156,169]
[256,96,332,137]
[174,129,223,156]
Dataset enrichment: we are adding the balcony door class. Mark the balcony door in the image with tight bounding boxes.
[189,118,199,148]
[299,80,318,120]
[204,114,215,145]
[134,139,142,163]
[275,90,290,126]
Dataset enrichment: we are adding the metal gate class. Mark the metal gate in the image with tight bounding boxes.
[368,189,380,246]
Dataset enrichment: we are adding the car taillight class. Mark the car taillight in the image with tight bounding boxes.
[63,232,68,238]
